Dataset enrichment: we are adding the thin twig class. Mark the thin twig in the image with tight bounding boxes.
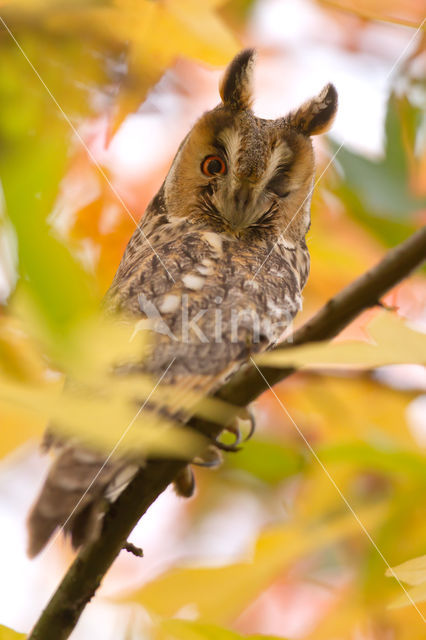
[27,226,426,640]
[123,541,144,558]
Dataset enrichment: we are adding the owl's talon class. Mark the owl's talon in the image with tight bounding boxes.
[239,408,256,442]
[213,424,241,452]
[214,408,256,452]
[193,445,223,468]
[213,439,242,453]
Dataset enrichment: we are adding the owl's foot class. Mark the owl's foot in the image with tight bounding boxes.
[174,447,223,498]
[173,411,255,498]
[214,408,255,452]
[193,444,223,468]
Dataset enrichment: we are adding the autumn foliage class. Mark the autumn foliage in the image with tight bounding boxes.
[0,1,425,639]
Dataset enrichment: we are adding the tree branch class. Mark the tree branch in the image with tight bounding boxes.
[28,226,426,640]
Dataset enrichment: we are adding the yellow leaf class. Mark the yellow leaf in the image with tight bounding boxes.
[257,313,426,369]
[1,310,235,460]
[125,505,385,624]
[389,583,426,609]
[0,625,25,640]
[0,375,203,459]
[387,554,426,609]
[0,314,54,458]
[386,554,426,586]
[0,401,46,460]
[75,0,238,85]
[271,374,416,448]
[158,619,285,640]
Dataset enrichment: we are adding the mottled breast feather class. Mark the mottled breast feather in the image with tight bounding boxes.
[104,186,310,388]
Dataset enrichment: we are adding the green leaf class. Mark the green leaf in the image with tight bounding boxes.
[332,93,425,246]
[227,438,304,484]
[0,32,99,352]
[0,625,25,640]
[319,442,426,480]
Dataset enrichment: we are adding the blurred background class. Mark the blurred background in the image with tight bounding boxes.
[0,1,425,639]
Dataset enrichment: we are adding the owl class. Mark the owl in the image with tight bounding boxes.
[27,49,337,557]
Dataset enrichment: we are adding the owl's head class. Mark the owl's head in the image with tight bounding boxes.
[163,49,337,241]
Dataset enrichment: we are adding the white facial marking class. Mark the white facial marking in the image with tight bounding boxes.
[218,127,240,167]
[159,294,181,313]
[182,274,205,290]
[261,141,293,189]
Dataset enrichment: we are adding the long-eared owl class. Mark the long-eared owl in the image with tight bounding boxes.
[27,50,337,557]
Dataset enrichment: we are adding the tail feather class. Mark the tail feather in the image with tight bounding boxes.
[27,446,122,557]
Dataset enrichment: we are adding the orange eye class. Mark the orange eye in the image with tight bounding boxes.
[201,155,227,177]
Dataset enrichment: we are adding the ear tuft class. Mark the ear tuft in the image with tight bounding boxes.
[219,49,256,110]
[286,83,338,136]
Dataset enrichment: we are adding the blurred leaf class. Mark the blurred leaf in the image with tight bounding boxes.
[386,554,426,586]
[0,313,53,458]
[127,505,385,624]
[227,438,305,485]
[319,442,426,480]
[270,373,417,448]
[387,554,426,608]
[0,625,25,640]
[158,620,285,640]
[317,0,426,27]
[57,0,239,127]
[0,401,45,459]
[220,0,258,27]
[0,374,204,459]
[257,313,426,369]
[0,30,102,353]
[0,0,240,348]
[332,94,425,246]
[99,0,239,70]
[0,304,236,459]
[389,583,426,609]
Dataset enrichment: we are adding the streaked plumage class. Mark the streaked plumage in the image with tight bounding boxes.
[27,49,337,557]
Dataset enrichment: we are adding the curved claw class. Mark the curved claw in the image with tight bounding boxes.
[242,409,256,442]
[213,439,242,453]
[214,408,256,452]
[193,445,223,468]
[213,420,243,452]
